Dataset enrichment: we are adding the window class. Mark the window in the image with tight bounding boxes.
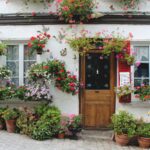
[6,43,36,86]
[134,46,150,86]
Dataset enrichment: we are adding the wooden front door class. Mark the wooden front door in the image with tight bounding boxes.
[80,52,115,129]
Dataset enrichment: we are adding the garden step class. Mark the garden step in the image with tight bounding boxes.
[81,130,113,140]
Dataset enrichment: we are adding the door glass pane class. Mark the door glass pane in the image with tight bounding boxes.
[85,53,110,90]
[24,45,36,60]
[7,45,19,60]
[134,46,149,61]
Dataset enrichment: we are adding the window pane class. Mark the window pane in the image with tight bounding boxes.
[7,45,19,60]
[11,78,19,86]
[134,46,149,61]
[24,61,35,77]
[134,79,149,87]
[24,45,36,60]
[134,63,149,78]
[7,61,19,77]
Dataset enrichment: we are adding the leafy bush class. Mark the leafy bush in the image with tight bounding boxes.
[111,111,137,137]
[137,123,150,138]
[2,108,20,120]
[0,43,7,55]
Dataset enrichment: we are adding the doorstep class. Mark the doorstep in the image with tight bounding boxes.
[81,130,113,140]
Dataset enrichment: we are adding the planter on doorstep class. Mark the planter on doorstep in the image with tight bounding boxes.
[115,133,130,146]
[119,94,131,103]
[5,119,16,133]
[138,137,150,148]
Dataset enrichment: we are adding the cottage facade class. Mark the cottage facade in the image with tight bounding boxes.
[0,0,150,129]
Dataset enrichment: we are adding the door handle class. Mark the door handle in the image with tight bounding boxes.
[95,91,99,93]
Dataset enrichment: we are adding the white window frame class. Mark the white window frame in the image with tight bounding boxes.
[131,43,150,100]
[5,41,37,86]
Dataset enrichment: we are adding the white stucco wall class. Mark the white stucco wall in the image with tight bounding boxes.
[0,0,149,14]
[0,24,150,119]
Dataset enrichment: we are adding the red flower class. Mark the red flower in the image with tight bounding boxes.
[32,12,36,16]
[59,69,64,73]
[70,87,75,91]
[30,36,36,41]
[43,66,49,70]
[57,77,61,81]
[47,34,51,39]
[28,42,32,48]
[69,82,75,87]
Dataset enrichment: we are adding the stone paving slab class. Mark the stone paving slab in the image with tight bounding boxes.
[0,131,149,150]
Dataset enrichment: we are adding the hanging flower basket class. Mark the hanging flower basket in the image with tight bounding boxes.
[36,48,43,55]
[119,94,131,103]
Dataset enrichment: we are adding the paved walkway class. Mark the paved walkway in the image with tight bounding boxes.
[0,130,148,150]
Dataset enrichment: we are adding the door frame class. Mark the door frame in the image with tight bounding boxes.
[79,50,117,129]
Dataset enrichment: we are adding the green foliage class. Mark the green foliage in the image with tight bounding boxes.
[135,85,150,101]
[124,54,135,65]
[2,108,20,120]
[115,85,134,97]
[137,123,150,138]
[0,67,11,79]
[59,0,94,23]
[111,111,137,137]
[0,43,7,56]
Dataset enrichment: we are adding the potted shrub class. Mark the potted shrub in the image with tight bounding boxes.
[137,123,150,148]
[115,85,134,103]
[58,0,95,23]
[111,111,137,146]
[28,32,50,55]
[2,108,20,133]
[68,114,82,140]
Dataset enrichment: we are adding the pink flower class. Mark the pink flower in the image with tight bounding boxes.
[135,61,141,67]
[62,6,69,11]
[56,0,63,3]
[129,32,133,38]
[31,12,36,16]
[69,114,76,119]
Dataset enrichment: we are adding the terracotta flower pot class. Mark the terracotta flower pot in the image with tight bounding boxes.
[58,133,65,139]
[138,137,150,148]
[5,119,16,133]
[115,133,130,146]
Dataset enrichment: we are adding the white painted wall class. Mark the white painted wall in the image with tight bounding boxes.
[0,0,149,14]
[0,24,150,118]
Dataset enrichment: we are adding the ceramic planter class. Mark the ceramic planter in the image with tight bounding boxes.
[115,133,130,146]
[138,137,150,148]
[5,119,16,133]
[119,94,131,103]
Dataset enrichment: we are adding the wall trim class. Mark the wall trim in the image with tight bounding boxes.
[1,13,150,25]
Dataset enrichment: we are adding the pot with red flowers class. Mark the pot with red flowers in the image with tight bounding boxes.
[28,32,51,55]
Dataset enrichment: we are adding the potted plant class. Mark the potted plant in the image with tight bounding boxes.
[111,111,137,146]
[2,108,20,133]
[115,85,134,103]
[135,85,150,101]
[58,0,95,23]
[0,42,7,56]
[137,123,150,148]
[124,54,135,65]
[67,114,82,140]
[0,67,11,80]
[28,32,50,55]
